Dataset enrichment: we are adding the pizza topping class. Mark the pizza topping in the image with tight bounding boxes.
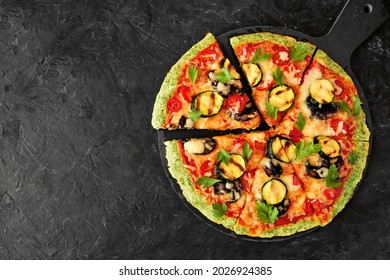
[268,85,295,112]
[212,202,227,218]
[196,176,222,188]
[295,140,322,161]
[242,63,262,87]
[191,91,224,117]
[272,66,284,86]
[309,79,335,104]
[271,45,290,66]
[215,154,246,181]
[261,157,283,178]
[188,65,198,84]
[262,178,287,205]
[223,58,240,80]
[267,136,296,163]
[178,116,194,128]
[314,136,341,159]
[208,71,231,96]
[226,93,246,114]
[289,44,309,62]
[213,179,243,203]
[306,96,337,120]
[226,93,259,122]
[250,48,272,64]
[167,97,182,112]
[183,138,216,155]
[305,153,342,179]
[256,200,279,224]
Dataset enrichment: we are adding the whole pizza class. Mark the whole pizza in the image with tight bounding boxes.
[151,32,370,238]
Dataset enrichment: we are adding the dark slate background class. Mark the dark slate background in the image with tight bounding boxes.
[0,0,389,259]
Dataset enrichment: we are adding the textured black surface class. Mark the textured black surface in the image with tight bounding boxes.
[0,0,389,260]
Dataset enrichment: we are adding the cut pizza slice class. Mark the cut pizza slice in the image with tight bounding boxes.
[164,132,271,231]
[230,32,316,127]
[152,33,261,130]
[276,49,370,142]
[285,136,369,224]
[234,134,321,237]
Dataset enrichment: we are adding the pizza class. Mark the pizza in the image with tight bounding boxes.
[151,32,370,238]
[151,33,261,130]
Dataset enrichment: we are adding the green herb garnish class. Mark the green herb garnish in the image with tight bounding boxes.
[335,100,352,114]
[189,109,202,122]
[290,44,308,62]
[243,141,253,161]
[348,150,358,165]
[215,67,234,84]
[188,65,198,84]
[325,164,341,189]
[196,177,222,189]
[352,97,361,117]
[216,148,231,165]
[296,112,306,132]
[251,48,272,64]
[266,101,279,121]
[256,200,279,224]
[295,140,322,161]
[212,202,227,218]
[272,66,284,86]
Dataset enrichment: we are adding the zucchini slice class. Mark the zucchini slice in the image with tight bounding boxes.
[267,136,296,163]
[262,178,287,205]
[215,154,246,181]
[223,58,240,80]
[315,136,341,159]
[268,85,295,112]
[242,63,262,87]
[191,91,224,117]
[309,79,335,104]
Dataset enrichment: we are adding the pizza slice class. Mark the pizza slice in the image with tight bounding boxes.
[275,135,369,225]
[152,33,261,130]
[276,49,370,142]
[230,32,316,127]
[165,131,322,238]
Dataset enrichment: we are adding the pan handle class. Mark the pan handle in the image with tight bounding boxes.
[311,0,389,67]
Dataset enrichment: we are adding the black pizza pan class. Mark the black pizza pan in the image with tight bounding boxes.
[157,0,389,241]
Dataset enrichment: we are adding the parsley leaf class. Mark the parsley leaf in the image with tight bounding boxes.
[296,112,306,132]
[216,148,231,165]
[352,97,361,117]
[325,164,341,189]
[266,101,279,121]
[188,109,202,122]
[215,67,234,84]
[243,141,253,161]
[195,177,222,188]
[256,200,279,224]
[188,65,198,84]
[348,150,358,165]
[212,202,227,218]
[295,140,322,161]
[251,48,272,64]
[290,44,308,62]
[272,66,284,86]
[335,100,351,114]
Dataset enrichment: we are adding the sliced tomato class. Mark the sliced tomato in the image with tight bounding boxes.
[254,140,267,151]
[226,94,246,114]
[178,85,192,103]
[289,127,304,144]
[271,45,290,66]
[330,119,352,138]
[311,199,326,213]
[274,215,291,226]
[199,160,213,176]
[167,97,182,112]
[323,186,342,200]
[292,175,302,187]
[303,198,314,215]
